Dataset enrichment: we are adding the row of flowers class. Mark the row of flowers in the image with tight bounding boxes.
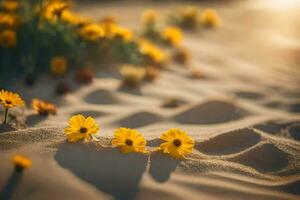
[0,89,57,124]
[11,124,194,173]
[65,114,194,159]
[0,89,194,160]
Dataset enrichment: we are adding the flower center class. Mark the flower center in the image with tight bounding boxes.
[5,100,12,104]
[79,127,88,134]
[173,139,182,147]
[125,139,133,146]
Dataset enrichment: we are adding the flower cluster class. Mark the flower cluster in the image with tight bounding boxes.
[161,26,183,47]
[0,89,57,125]
[169,6,221,30]
[64,114,195,159]
[0,0,167,84]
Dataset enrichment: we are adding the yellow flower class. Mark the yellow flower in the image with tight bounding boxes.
[141,9,157,25]
[79,23,105,42]
[32,99,57,116]
[50,56,67,75]
[1,0,19,12]
[120,65,145,86]
[159,128,194,159]
[0,29,16,48]
[12,155,32,171]
[112,127,147,154]
[43,1,70,23]
[64,114,99,143]
[179,6,199,29]
[200,9,221,28]
[61,10,80,25]
[0,89,24,109]
[100,22,118,38]
[161,26,183,46]
[138,39,166,65]
[114,26,133,42]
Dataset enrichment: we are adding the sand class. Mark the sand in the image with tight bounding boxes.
[1,0,300,199]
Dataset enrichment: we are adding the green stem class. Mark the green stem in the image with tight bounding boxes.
[3,108,8,124]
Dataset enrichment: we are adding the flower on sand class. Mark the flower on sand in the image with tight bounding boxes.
[50,56,67,75]
[32,99,57,116]
[161,26,183,46]
[64,115,99,143]
[0,89,24,109]
[0,29,16,48]
[179,6,199,28]
[112,127,147,154]
[120,65,145,87]
[79,23,105,42]
[200,9,221,28]
[138,39,166,65]
[12,155,32,172]
[159,128,194,159]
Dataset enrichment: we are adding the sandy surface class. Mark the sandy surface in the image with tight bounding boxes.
[1,0,300,199]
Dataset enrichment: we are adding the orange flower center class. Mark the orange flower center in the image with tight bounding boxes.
[173,139,182,147]
[5,100,12,104]
[125,139,133,146]
[79,127,88,134]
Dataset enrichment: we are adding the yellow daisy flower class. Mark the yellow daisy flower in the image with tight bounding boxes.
[161,26,183,46]
[64,115,99,143]
[0,89,24,124]
[0,89,24,109]
[79,23,105,42]
[200,9,221,28]
[0,29,16,48]
[32,98,57,116]
[100,22,118,38]
[112,127,147,154]
[120,65,145,87]
[50,56,67,75]
[159,128,194,159]
[12,155,32,172]
[138,39,166,65]
[114,26,133,42]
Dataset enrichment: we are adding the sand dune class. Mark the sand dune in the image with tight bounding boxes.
[1,0,300,199]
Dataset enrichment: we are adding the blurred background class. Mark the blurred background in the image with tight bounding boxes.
[1,0,299,88]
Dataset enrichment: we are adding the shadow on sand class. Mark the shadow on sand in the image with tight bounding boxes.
[55,142,148,200]
[26,114,48,127]
[0,171,23,200]
[149,152,180,183]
